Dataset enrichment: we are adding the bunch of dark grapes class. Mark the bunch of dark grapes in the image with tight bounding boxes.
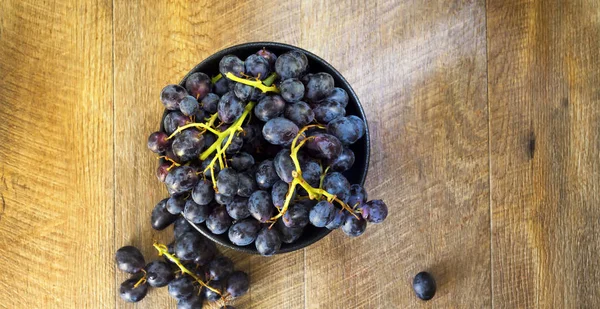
[115,218,248,308]
[148,48,389,258]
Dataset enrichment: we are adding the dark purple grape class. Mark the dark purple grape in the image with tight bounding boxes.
[413,272,436,300]
[152,198,179,230]
[274,149,295,183]
[120,276,149,302]
[347,184,368,207]
[228,218,260,246]
[175,232,207,261]
[328,147,355,172]
[215,193,233,205]
[166,194,187,214]
[177,295,203,309]
[226,196,251,220]
[313,100,345,123]
[195,240,217,266]
[255,160,279,189]
[327,116,363,145]
[233,82,255,101]
[161,84,187,111]
[165,166,199,194]
[283,203,309,228]
[304,72,334,101]
[248,190,274,222]
[319,87,348,107]
[362,200,388,223]
[245,54,270,79]
[185,72,211,100]
[179,95,200,116]
[226,271,249,298]
[207,256,234,281]
[115,246,145,274]
[213,77,229,96]
[173,216,194,239]
[262,117,299,146]
[206,205,232,234]
[305,133,343,160]
[201,93,220,113]
[218,91,245,124]
[242,123,261,143]
[275,219,304,243]
[203,132,217,147]
[309,200,335,227]
[237,172,257,197]
[284,101,314,127]
[322,172,351,203]
[145,261,174,287]
[300,159,321,187]
[255,227,281,256]
[164,111,190,135]
[275,51,307,80]
[203,280,224,302]
[157,161,170,182]
[168,276,196,300]
[254,95,286,122]
[192,179,214,206]
[219,55,245,78]
[195,108,207,122]
[148,131,170,153]
[231,152,255,171]
[165,148,183,165]
[325,210,346,230]
[348,115,366,140]
[201,155,220,178]
[183,199,211,224]
[280,78,305,103]
[257,48,277,68]
[342,213,367,237]
[222,133,244,154]
[271,180,290,209]
[172,129,204,162]
[217,168,239,197]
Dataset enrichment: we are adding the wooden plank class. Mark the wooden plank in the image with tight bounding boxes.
[487,0,600,307]
[113,1,303,308]
[0,0,114,308]
[301,1,491,308]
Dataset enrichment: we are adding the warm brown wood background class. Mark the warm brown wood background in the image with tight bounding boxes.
[0,0,598,308]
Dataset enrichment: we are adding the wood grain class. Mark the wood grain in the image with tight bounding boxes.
[0,0,114,308]
[487,0,600,308]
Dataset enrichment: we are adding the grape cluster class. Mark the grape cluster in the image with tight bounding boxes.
[148,48,389,257]
[115,218,248,308]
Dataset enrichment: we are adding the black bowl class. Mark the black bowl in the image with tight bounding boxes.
[160,42,370,254]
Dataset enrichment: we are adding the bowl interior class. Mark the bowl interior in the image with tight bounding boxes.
[161,42,370,254]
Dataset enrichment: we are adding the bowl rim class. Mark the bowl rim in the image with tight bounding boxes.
[164,41,370,254]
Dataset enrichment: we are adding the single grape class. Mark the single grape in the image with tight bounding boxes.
[262,117,299,146]
[172,128,204,162]
[195,108,207,122]
[175,231,206,261]
[195,240,217,266]
[173,216,195,239]
[177,295,203,309]
[230,152,255,171]
[313,100,345,123]
[200,92,220,113]
[185,72,211,100]
[219,55,245,78]
[328,147,355,172]
[319,87,348,107]
[165,166,199,194]
[280,78,305,103]
[256,48,277,68]
[300,159,322,187]
[347,115,366,140]
[341,213,367,237]
[347,184,368,207]
[274,149,295,183]
[255,95,286,122]
[237,172,258,197]
[206,205,232,234]
[215,193,233,205]
[217,167,239,197]
[275,219,304,243]
[271,180,291,209]
[228,218,260,246]
[305,133,343,160]
[362,200,388,223]
[413,272,436,300]
[226,271,250,298]
[168,275,196,300]
[233,82,256,101]
[309,200,335,227]
[304,72,334,101]
[203,280,224,301]
[323,172,351,202]
[222,133,244,154]
[151,198,179,230]
[283,203,309,228]
[207,256,234,281]
[255,226,282,256]
[325,210,346,230]
[255,160,279,189]
[179,95,200,116]
[226,196,251,220]
[284,101,314,127]
[157,161,170,182]
[201,155,220,178]
[218,91,245,124]
[161,84,187,110]
[166,194,187,214]
[145,261,174,287]
[119,276,149,302]
[245,53,270,79]
[248,190,274,222]
[115,246,145,274]
[183,199,212,224]
[148,131,170,153]
[163,111,190,135]
[213,76,230,96]
[192,179,214,205]
[275,51,308,80]
[165,148,183,165]
[327,116,363,145]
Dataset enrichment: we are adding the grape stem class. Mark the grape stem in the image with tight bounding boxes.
[225,72,280,93]
[153,243,221,295]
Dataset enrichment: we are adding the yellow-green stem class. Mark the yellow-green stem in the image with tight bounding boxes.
[225,72,280,93]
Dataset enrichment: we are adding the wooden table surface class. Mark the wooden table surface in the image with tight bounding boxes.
[1,0,599,308]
